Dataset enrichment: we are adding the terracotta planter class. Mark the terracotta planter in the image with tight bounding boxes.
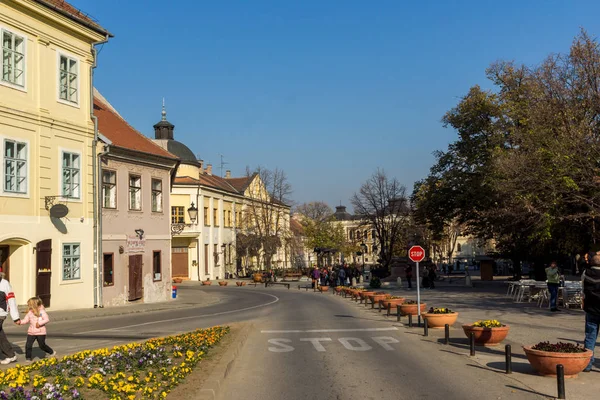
[398,303,427,316]
[369,294,388,304]
[201,281,212,286]
[319,286,330,292]
[359,291,376,299]
[335,287,343,293]
[381,298,405,309]
[423,312,459,328]
[462,325,510,346]
[252,273,263,283]
[172,278,183,284]
[218,281,228,286]
[523,346,593,378]
[235,281,247,286]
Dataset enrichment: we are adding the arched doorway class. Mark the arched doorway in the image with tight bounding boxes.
[0,237,33,306]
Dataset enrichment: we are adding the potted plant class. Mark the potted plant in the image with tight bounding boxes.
[369,291,388,305]
[218,281,228,286]
[398,300,427,316]
[202,277,212,286]
[423,307,459,328]
[381,295,405,309]
[523,341,593,377]
[462,320,510,346]
[172,278,183,284]
[319,285,330,292]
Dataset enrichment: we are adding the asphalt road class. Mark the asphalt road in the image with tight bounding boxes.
[2,284,545,399]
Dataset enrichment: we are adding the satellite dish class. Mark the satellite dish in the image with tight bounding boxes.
[49,204,69,218]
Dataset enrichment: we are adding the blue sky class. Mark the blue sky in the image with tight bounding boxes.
[73,0,600,210]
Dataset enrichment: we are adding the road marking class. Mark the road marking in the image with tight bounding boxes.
[268,338,295,352]
[300,337,332,352]
[74,291,279,335]
[338,337,372,351]
[261,327,398,334]
[372,336,400,351]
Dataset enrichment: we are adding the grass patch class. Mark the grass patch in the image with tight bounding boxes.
[0,326,229,399]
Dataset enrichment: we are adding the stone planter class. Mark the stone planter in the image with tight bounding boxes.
[381,298,405,309]
[398,302,427,316]
[369,293,388,304]
[462,325,510,346]
[523,346,593,378]
[201,281,212,286]
[319,286,330,292]
[423,312,459,328]
[218,281,228,286]
[359,291,376,300]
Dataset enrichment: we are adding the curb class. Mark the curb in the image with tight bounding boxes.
[197,323,253,400]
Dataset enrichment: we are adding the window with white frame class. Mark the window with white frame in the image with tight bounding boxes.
[151,178,162,212]
[62,243,81,280]
[4,139,27,193]
[2,29,25,87]
[129,175,141,210]
[102,170,116,208]
[62,152,80,198]
[59,54,78,103]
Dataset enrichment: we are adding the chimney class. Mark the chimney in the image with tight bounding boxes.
[225,170,231,179]
[198,159,203,170]
[205,164,212,175]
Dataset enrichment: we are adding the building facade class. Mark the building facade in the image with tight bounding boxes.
[0,0,110,309]
[95,92,179,306]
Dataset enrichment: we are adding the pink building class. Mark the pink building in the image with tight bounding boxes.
[94,91,179,306]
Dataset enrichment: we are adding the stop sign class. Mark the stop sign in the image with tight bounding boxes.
[408,245,425,263]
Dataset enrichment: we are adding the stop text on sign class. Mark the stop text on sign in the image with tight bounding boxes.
[408,245,425,263]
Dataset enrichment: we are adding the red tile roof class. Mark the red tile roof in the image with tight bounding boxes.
[174,175,240,194]
[290,218,304,235]
[35,0,110,35]
[225,176,254,193]
[94,95,177,161]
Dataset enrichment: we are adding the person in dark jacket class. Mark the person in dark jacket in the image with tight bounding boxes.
[582,252,600,372]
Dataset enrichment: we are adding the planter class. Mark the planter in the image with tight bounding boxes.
[319,286,330,292]
[359,291,376,299]
[235,281,247,287]
[335,287,343,293]
[523,346,593,378]
[218,281,228,286]
[462,325,510,346]
[398,302,427,316]
[172,278,183,284]
[381,298,405,309]
[369,293,388,304]
[252,273,263,283]
[201,281,212,286]
[423,312,459,328]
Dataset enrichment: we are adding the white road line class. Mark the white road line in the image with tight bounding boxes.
[260,327,399,334]
[74,291,279,335]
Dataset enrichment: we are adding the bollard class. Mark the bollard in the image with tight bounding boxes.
[378,300,382,312]
[424,318,429,337]
[408,314,413,327]
[387,303,392,317]
[365,297,369,308]
[171,285,177,299]
[469,332,475,356]
[557,364,565,399]
[505,345,512,374]
[444,324,450,345]
[396,305,401,322]
[372,298,375,309]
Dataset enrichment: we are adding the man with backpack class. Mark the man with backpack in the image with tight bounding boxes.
[0,272,21,365]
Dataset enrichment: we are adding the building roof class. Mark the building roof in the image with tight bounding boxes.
[35,0,111,36]
[94,92,177,161]
[174,175,240,195]
[333,205,354,221]
[153,140,200,165]
[225,176,254,193]
[290,218,304,235]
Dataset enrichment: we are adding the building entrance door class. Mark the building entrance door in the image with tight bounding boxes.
[171,247,189,278]
[128,255,143,301]
[36,240,52,308]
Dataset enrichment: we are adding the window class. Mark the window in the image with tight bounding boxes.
[129,175,141,210]
[62,152,80,198]
[59,54,78,103]
[214,244,218,264]
[4,140,26,193]
[171,206,184,223]
[63,243,80,280]
[153,251,161,281]
[151,179,162,212]
[102,170,116,208]
[1,29,25,87]
[204,207,209,226]
[457,243,462,252]
[103,253,114,286]
[213,208,219,226]
[227,210,232,227]
[228,244,232,264]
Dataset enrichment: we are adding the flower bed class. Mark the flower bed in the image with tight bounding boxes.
[0,326,229,399]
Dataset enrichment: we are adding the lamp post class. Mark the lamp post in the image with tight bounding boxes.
[187,202,198,224]
[360,242,367,269]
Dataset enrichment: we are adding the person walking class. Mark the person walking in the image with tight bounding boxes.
[428,266,436,289]
[338,267,346,287]
[545,261,561,312]
[582,252,600,372]
[405,265,413,289]
[17,297,55,362]
[0,272,21,364]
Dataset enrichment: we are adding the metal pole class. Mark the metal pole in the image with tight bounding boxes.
[444,324,450,344]
[505,345,512,374]
[557,364,565,399]
[416,261,421,321]
[469,332,475,356]
[424,318,429,336]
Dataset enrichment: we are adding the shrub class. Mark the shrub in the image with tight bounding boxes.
[369,276,381,288]
[532,341,587,353]
[427,307,453,314]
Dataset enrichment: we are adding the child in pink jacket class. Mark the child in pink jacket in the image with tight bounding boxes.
[18,297,55,361]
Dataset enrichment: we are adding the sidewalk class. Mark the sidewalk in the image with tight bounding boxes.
[15,282,220,322]
[354,278,598,399]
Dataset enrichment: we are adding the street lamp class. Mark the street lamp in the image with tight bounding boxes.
[172,202,199,235]
[187,202,198,224]
[360,242,367,268]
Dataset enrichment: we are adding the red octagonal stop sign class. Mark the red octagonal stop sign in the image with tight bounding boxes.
[408,245,425,263]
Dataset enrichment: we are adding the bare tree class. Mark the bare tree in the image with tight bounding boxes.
[241,166,293,270]
[351,169,411,269]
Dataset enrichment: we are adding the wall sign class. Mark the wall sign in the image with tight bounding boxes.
[126,236,146,254]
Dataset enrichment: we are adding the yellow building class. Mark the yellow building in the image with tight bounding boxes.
[0,1,111,309]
